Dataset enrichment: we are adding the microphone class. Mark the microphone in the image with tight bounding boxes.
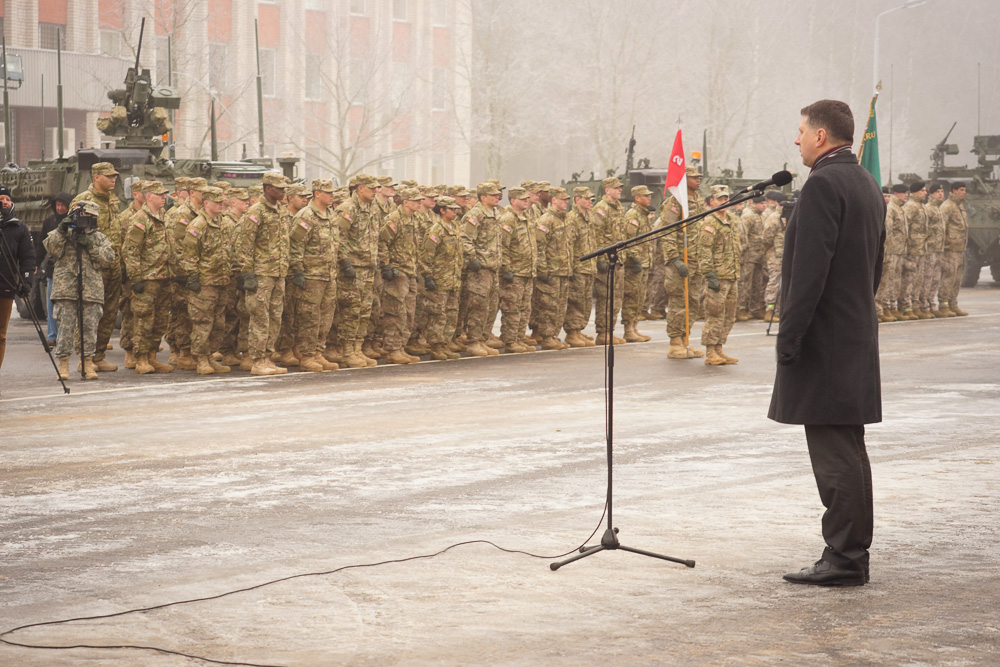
[735,170,792,196]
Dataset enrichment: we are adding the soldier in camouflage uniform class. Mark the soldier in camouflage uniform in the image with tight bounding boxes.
[875,184,908,322]
[938,181,969,317]
[163,176,207,369]
[217,188,250,366]
[377,187,423,365]
[331,174,380,368]
[563,187,596,348]
[661,166,706,359]
[459,182,503,357]
[274,183,312,367]
[760,191,786,322]
[591,177,629,346]
[533,187,573,350]
[122,182,174,374]
[70,162,123,372]
[234,172,292,376]
[621,185,654,343]
[44,201,115,380]
[901,181,932,319]
[119,180,149,368]
[498,187,537,353]
[418,196,464,360]
[178,187,233,375]
[736,196,767,320]
[699,185,741,365]
[923,182,947,316]
[288,179,340,372]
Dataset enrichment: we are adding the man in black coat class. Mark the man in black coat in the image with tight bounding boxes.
[768,100,886,587]
[0,185,37,376]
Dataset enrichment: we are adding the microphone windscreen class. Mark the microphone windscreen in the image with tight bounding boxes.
[772,170,793,187]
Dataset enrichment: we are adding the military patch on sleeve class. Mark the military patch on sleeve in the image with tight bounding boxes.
[502,224,512,233]
[629,219,639,227]
[538,224,549,233]
[343,212,353,222]
[250,215,259,223]
[298,220,310,230]
[134,221,146,231]
[596,209,606,217]
[702,225,714,234]
[188,227,200,237]
[388,222,398,233]
[429,234,440,244]
[180,219,189,226]
[671,207,679,214]
[468,217,478,226]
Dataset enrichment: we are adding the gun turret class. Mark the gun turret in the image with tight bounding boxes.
[931,121,960,172]
[625,125,636,173]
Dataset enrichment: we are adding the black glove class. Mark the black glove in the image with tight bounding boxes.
[291,269,306,289]
[381,265,399,281]
[17,276,30,298]
[706,271,721,292]
[536,274,551,284]
[671,257,689,278]
[424,275,438,292]
[625,255,642,274]
[466,258,482,272]
[596,259,610,273]
[501,270,514,284]
[57,219,70,236]
[131,281,145,294]
[186,274,201,292]
[338,258,356,280]
[237,272,258,292]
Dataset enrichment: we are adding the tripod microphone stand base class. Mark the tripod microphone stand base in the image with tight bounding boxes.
[550,527,696,571]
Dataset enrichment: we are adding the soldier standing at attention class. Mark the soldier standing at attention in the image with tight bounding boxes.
[332,174,380,368]
[699,185,741,365]
[218,188,249,367]
[460,182,503,357]
[621,185,654,343]
[563,186,597,348]
[274,183,312,367]
[119,180,148,369]
[923,182,948,317]
[44,201,114,380]
[736,195,767,320]
[592,176,629,345]
[661,166,706,359]
[761,191,787,322]
[497,187,536,353]
[164,176,207,369]
[122,182,174,374]
[938,181,969,317]
[419,196,464,360]
[71,162,123,372]
[377,187,423,365]
[901,181,932,319]
[875,184,908,322]
[234,172,291,376]
[405,187,441,356]
[288,179,340,372]
[533,187,573,350]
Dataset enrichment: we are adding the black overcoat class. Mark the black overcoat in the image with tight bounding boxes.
[768,151,886,425]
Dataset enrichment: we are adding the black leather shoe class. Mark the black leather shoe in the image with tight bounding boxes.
[783,560,866,587]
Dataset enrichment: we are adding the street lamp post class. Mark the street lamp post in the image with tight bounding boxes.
[874,0,930,93]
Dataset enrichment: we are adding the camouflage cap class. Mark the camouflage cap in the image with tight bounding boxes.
[437,195,461,209]
[91,162,119,176]
[378,176,398,188]
[248,185,264,199]
[549,186,571,200]
[144,180,169,195]
[417,186,437,199]
[520,180,536,190]
[685,165,703,178]
[572,186,594,199]
[212,181,232,192]
[229,187,250,201]
[485,178,505,190]
[602,176,623,190]
[172,177,191,191]
[710,184,730,199]
[507,186,530,200]
[400,179,418,188]
[477,182,502,197]
[286,183,312,198]
[400,187,424,202]
[262,172,288,189]
[631,185,654,197]
[311,178,335,193]
[201,186,226,203]
[189,177,209,192]
[453,186,474,198]
[73,200,101,217]
[350,173,380,188]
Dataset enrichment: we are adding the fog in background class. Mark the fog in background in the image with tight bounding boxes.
[461,0,1000,190]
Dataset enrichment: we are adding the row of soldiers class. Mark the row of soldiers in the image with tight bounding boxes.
[876,180,970,321]
[67,161,798,378]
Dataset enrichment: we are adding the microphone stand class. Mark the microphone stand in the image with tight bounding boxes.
[550,190,762,572]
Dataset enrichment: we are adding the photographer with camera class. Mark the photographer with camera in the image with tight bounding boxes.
[42,201,114,380]
[0,185,36,383]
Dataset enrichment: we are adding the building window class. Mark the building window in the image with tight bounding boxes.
[100,30,121,57]
[432,66,447,110]
[305,54,324,101]
[39,23,67,50]
[433,1,448,26]
[392,0,407,21]
[259,48,276,97]
[350,0,366,15]
[209,43,227,92]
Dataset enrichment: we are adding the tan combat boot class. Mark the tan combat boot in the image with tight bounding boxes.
[266,357,289,374]
[240,354,254,371]
[518,338,538,352]
[765,306,779,322]
[951,303,968,316]
[93,356,118,372]
[148,352,174,373]
[176,349,198,370]
[447,338,464,353]
[564,330,585,348]
[135,352,154,374]
[630,323,651,342]
[299,354,326,372]
[406,340,430,356]
[541,336,564,350]
[362,340,382,360]
[209,357,231,373]
[385,348,413,365]
[465,341,490,357]
[686,345,705,358]
[250,358,279,375]
[357,340,378,366]
[195,355,215,375]
[341,341,370,368]
[124,349,137,369]
[83,358,99,380]
[704,345,726,366]
[314,353,339,370]
[594,332,612,345]
[718,346,739,364]
[58,357,70,380]
[667,337,689,359]
[220,352,242,366]
[323,344,345,364]
[736,309,752,322]
[274,348,300,367]
[428,344,451,360]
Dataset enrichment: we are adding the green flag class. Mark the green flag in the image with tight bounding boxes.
[858,96,881,186]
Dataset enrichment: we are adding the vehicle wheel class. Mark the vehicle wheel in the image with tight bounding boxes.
[961,246,982,288]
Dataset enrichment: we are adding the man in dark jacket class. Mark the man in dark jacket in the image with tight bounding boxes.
[0,185,37,376]
[35,193,73,343]
[769,100,886,587]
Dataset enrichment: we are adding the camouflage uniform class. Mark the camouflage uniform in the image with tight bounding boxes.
[876,196,907,316]
[43,226,114,359]
[332,187,379,347]
[661,190,707,340]
[289,193,339,359]
[460,195,502,344]
[761,206,785,307]
[122,201,173,355]
[621,199,653,328]
[163,191,203,354]
[901,194,929,314]
[419,211,463,346]
[592,186,628,336]
[377,202,420,352]
[922,195,945,311]
[737,204,767,316]
[534,199,572,340]
[498,194,537,346]
[179,192,231,358]
[938,192,968,311]
[70,179,122,362]
[234,186,291,361]
[564,198,596,332]
[217,205,244,358]
[698,210,741,346]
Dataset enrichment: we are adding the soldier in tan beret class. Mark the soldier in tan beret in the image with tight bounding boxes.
[621,185,655,343]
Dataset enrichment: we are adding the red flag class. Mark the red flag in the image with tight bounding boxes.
[664,130,688,219]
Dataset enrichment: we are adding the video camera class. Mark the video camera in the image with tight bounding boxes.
[65,203,98,235]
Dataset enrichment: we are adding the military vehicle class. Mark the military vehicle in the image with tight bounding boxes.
[4,20,295,319]
[900,123,1000,287]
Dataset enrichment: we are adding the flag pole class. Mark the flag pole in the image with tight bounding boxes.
[857,82,881,163]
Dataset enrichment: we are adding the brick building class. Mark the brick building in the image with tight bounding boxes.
[0,0,472,186]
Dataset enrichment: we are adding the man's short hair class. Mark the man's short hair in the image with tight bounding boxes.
[800,99,854,144]
[951,181,966,191]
